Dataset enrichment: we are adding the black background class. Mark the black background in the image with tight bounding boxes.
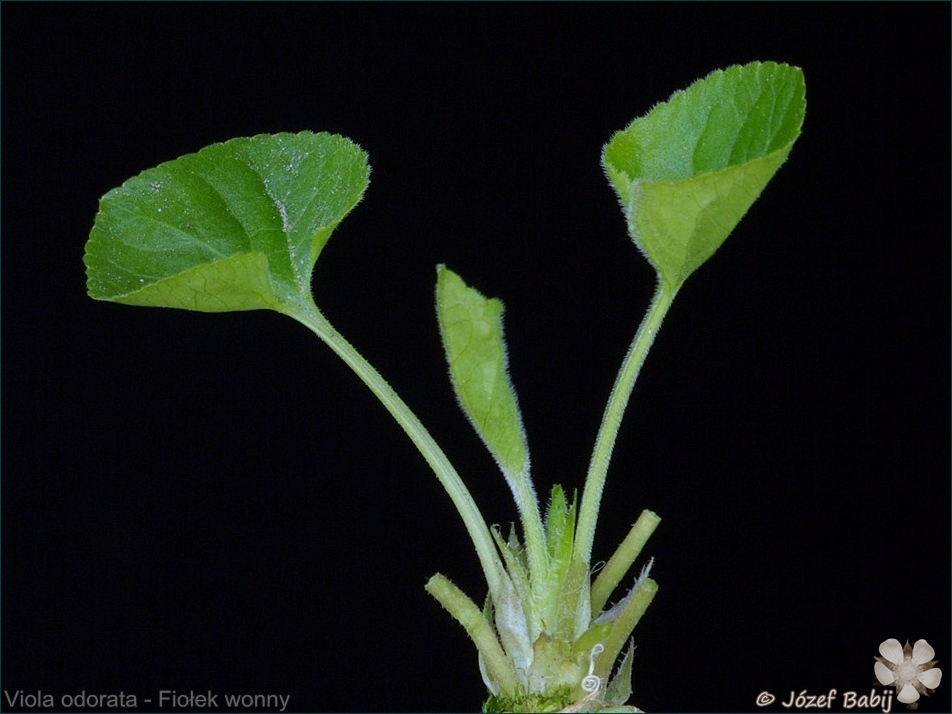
[2,3,949,713]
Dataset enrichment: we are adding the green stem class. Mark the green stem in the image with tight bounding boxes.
[589,509,661,616]
[574,278,679,566]
[593,577,658,684]
[425,573,519,693]
[286,301,503,598]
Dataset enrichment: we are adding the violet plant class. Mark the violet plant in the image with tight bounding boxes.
[84,62,805,712]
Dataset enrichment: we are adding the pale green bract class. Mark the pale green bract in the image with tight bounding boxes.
[602,61,806,288]
[84,131,370,316]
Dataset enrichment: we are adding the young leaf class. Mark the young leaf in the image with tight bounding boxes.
[435,265,530,481]
[540,486,585,638]
[602,61,805,288]
[603,639,636,709]
[84,131,369,316]
[544,485,574,561]
[436,266,548,586]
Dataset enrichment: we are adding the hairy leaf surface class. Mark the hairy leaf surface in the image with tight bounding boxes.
[85,132,369,315]
[436,266,529,480]
[602,61,805,287]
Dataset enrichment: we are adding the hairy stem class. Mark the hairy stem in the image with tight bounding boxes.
[574,278,679,566]
[287,301,503,598]
[594,578,658,684]
[426,573,519,693]
[590,509,661,616]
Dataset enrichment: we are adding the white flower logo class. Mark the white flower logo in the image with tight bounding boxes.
[874,638,942,710]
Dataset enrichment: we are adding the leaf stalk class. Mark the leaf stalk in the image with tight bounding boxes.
[287,301,505,599]
[574,278,679,566]
[590,509,661,616]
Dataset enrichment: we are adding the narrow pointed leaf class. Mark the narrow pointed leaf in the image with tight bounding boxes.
[545,485,571,558]
[551,558,589,642]
[436,265,530,479]
[603,640,636,708]
[436,266,548,585]
[84,131,370,315]
[540,486,585,638]
[602,61,805,287]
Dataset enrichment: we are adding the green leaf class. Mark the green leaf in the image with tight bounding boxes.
[544,485,574,561]
[436,266,548,588]
[84,131,370,315]
[540,486,585,638]
[550,558,590,642]
[435,265,530,480]
[603,639,635,708]
[602,61,805,288]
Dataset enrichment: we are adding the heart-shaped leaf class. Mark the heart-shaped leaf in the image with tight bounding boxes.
[84,131,369,316]
[602,61,805,288]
